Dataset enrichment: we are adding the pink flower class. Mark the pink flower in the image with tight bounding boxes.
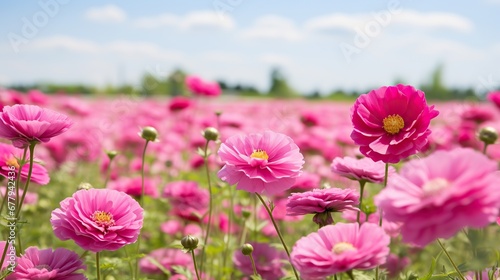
[7,247,87,280]
[291,222,390,279]
[331,156,393,183]
[350,84,439,163]
[139,248,193,275]
[233,242,286,280]
[51,188,144,252]
[0,104,73,148]
[286,188,359,227]
[107,176,159,198]
[487,91,500,110]
[0,143,50,185]
[185,75,221,97]
[168,96,193,111]
[375,148,500,247]
[163,181,208,221]
[382,254,411,278]
[218,130,304,195]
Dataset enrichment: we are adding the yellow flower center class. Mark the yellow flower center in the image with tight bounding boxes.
[5,157,20,169]
[250,149,269,160]
[383,114,405,134]
[91,210,115,230]
[422,178,449,196]
[332,242,356,254]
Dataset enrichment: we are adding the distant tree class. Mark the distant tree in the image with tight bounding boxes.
[420,64,452,100]
[167,69,186,96]
[268,68,298,98]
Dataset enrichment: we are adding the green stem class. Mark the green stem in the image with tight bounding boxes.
[249,253,259,277]
[191,250,201,280]
[103,156,116,188]
[96,252,101,280]
[222,186,235,278]
[135,139,150,280]
[356,180,366,225]
[482,142,488,155]
[199,140,214,276]
[255,193,300,280]
[437,239,465,280]
[376,163,390,280]
[346,270,355,280]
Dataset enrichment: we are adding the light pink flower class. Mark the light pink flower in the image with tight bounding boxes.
[0,143,50,185]
[139,248,193,275]
[382,254,411,278]
[350,84,439,163]
[291,222,390,279]
[375,148,500,247]
[331,156,393,183]
[218,130,304,195]
[0,104,73,148]
[233,242,286,280]
[51,188,144,252]
[7,247,87,280]
[163,181,208,221]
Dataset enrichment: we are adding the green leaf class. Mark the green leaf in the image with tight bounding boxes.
[421,251,443,280]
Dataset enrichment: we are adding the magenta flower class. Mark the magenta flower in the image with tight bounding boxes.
[185,75,221,97]
[7,247,87,280]
[331,156,393,183]
[107,176,159,198]
[0,143,49,185]
[291,222,390,279]
[218,130,304,195]
[139,248,193,275]
[487,91,500,110]
[0,104,73,148]
[233,242,286,280]
[375,148,500,247]
[51,188,144,252]
[163,181,208,221]
[286,188,359,227]
[350,84,439,163]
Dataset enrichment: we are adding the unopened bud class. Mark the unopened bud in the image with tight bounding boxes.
[106,150,118,160]
[203,127,220,142]
[479,126,498,145]
[181,235,199,251]
[139,126,159,142]
[241,209,251,219]
[78,182,93,190]
[241,243,253,256]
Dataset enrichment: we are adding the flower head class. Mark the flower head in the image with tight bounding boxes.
[291,222,390,278]
[350,84,439,163]
[163,181,208,221]
[286,188,359,216]
[0,104,73,148]
[375,148,500,247]
[218,130,304,195]
[331,156,393,183]
[7,247,87,280]
[233,242,286,280]
[51,188,144,252]
[0,143,49,185]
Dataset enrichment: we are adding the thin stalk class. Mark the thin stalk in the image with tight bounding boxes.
[135,139,150,280]
[437,239,465,280]
[191,250,201,280]
[356,180,366,224]
[346,270,355,280]
[376,163,390,280]
[249,253,259,277]
[255,193,300,280]
[199,140,214,276]
[96,252,101,280]
[222,186,235,278]
[483,142,488,155]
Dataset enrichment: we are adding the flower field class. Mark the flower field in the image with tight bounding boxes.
[0,85,500,280]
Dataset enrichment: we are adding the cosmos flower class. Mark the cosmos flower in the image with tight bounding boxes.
[350,84,439,163]
[291,222,390,279]
[51,188,144,252]
[0,104,73,148]
[331,156,393,183]
[375,148,500,247]
[218,130,304,195]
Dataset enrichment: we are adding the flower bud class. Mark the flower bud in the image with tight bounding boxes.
[106,150,118,160]
[241,243,253,256]
[181,235,199,251]
[77,182,93,190]
[241,209,251,219]
[139,126,159,142]
[203,127,220,142]
[479,126,498,145]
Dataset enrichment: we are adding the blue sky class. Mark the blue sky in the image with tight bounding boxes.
[1,0,499,94]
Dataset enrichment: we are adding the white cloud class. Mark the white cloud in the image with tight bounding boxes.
[259,54,293,67]
[27,36,183,62]
[84,5,127,23]
[241,15,302,41]
[133,11,235,31]
[305,10,473,34]
[394,10,473,32]
[200,51,244,64]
